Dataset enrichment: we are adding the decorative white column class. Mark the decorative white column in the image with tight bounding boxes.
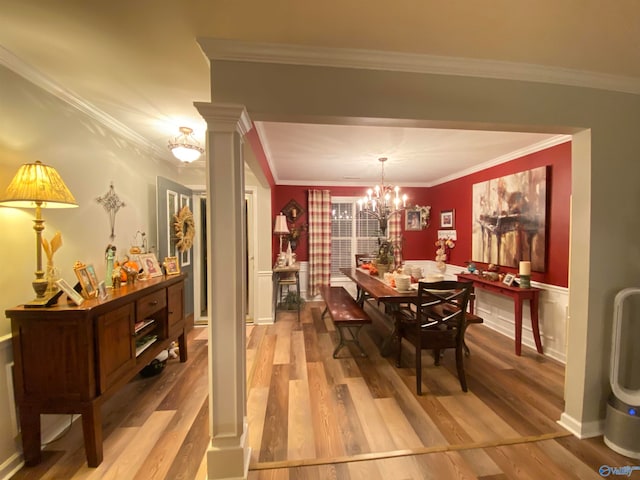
[195,102,252,480]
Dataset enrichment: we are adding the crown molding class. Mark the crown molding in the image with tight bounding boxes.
[0,45,168,159]
[427,134,572,187]
[198,38,640,96]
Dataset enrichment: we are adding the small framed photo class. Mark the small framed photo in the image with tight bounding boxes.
[86,264,99,289]
[97,281,108,300]
[164,256,180,276]
[503,273,515,286]
[56,278,85,306]
[440,209,455,229]
[74,265,97,298]
[405,209,422,231]
[139,253,163,278]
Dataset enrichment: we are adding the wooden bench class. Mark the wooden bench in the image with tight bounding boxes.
[319,285,372,358]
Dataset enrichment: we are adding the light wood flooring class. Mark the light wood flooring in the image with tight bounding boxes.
[11,302,634,479]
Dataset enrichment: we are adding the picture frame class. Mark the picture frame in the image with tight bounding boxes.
[405,209,422,231]
[86,264,99,289]
[56,278,85,306]
[97,281,108,301]
[74,266,97,298]
[440,209,455,229]
[164,256,180,276]
[503,273,515,286]
[139,253,163,278]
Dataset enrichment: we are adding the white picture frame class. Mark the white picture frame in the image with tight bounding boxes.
[503,273,515,286]
[56,278,85,306]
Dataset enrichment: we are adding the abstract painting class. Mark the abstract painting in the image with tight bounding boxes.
[472,166,547,271]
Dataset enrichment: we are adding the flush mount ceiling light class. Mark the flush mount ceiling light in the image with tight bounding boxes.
[168,126,204,163]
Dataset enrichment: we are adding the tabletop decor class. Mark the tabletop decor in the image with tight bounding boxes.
[435,237,456,272]
[0,161,78,306]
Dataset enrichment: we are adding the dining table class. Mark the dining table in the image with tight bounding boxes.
[340,267,417,355]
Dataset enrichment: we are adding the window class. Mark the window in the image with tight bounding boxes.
[331,197,382,278]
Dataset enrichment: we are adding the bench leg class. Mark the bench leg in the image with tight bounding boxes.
[333,324,367,358]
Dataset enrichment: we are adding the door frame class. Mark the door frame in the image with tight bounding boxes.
[190,187,258,325]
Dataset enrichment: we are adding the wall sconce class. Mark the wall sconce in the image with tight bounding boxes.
[168,126,204,163]
[0,161,78,306]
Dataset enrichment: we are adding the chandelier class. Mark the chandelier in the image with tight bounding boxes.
[358,157,407,236]
[168,126,204,163]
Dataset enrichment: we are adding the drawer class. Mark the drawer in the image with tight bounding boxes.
[136,289,166,320]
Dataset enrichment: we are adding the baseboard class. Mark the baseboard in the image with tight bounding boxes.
[0,452,23,480]
[558,412,604,439]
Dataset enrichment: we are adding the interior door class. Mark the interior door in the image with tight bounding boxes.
[156,176,194,319]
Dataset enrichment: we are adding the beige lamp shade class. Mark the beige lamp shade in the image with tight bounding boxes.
[0,161,78,208]
[273,213,289,235]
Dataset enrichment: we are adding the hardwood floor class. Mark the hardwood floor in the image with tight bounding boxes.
[11,302,634,479]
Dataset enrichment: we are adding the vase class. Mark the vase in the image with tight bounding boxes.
[45,263,60,294]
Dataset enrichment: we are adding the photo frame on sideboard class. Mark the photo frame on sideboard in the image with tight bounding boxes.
[74,265,97,298]
[139,253,163,278]
[57,278,85,306]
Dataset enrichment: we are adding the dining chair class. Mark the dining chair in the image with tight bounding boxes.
[394,280,472,394]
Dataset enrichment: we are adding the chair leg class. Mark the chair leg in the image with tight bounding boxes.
[416,345,422,395]
[433,349,441,366]
[395,329,402,368]
[455,346,468,392]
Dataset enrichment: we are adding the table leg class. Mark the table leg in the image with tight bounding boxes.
[380,302,400,357]
[82,402,103,467]
[178,332,188,362]
[530,297,544,354]
[19,405,41,466]
[515,298,523,356]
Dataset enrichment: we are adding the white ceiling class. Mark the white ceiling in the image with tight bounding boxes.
[1,1,637,184]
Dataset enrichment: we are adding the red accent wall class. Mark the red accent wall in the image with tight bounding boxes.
[271,142,571,287]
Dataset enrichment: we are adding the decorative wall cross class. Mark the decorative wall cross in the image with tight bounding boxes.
[96,182,125,240]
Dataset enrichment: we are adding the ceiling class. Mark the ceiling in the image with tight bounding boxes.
[1,1,638,186]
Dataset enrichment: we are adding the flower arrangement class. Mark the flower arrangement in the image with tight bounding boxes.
[435,237,456,272]
[376,240,395,266]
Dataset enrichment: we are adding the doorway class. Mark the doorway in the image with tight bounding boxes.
[191,189,257,324]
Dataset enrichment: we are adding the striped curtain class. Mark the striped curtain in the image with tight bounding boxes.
[388,213,403,266]
[308,189,332,296]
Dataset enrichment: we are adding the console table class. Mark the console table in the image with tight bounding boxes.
[6,274,188,467]
[273,263,301,321]
[456,273,543,356]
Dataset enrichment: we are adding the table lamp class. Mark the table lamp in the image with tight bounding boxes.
[273,213,289,254]
[0,161,78,306]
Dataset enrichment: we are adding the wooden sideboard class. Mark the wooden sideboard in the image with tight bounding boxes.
[6,274,188,468]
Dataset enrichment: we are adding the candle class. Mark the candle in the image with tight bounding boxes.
[519,261,531,276]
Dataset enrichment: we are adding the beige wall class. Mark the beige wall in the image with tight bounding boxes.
[0,65,187,474]
[208,58,640,432]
